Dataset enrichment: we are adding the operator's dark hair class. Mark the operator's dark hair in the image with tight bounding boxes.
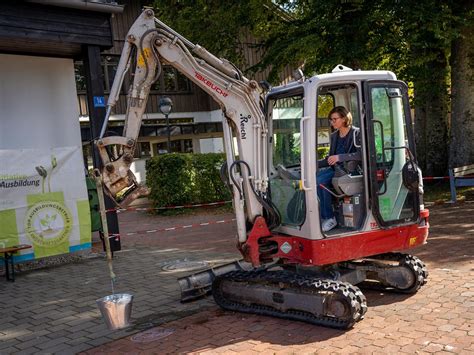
[328,106,352,127]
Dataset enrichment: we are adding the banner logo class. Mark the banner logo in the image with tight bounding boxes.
[24,201,73,247]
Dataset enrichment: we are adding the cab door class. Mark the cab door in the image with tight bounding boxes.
[364,81,420,227]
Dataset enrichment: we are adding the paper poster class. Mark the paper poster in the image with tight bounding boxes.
[0,147,91,261]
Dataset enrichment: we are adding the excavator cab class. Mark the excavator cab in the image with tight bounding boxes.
[266,67,424,247]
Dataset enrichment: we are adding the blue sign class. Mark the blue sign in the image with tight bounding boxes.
[93,96,106,108]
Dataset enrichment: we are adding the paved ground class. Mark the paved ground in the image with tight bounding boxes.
[1,202,473,354]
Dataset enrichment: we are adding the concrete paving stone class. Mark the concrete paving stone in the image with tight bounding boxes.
[0,346,22,354]
[30,304,60,315]
[15,329,51,342]
[48,315,80,326]
[13,348,43,355]
[44,326,74,337]
[65,317,92,327]
[26,322,55,332]
[66,335,96,346]
[0,339,21,351]
[69,320,100,333]
[83,327,115,340]
[14,336,48,350]
[41,339,77,354]
[0,316,17,323]
[62,343,94,354]
[0,322,15,332]
[45,329,73,340]
[43,310,73,321]
[30,312,52,321]
[86,337,115,348]
[35,336,69,350]
[64,330,90,340]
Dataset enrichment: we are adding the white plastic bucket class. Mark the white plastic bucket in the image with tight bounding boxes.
[96,293,133,330]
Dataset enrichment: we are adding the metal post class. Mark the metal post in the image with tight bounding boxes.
[166,113,171,153]
[159,97,173,154]
[82,45,121,251]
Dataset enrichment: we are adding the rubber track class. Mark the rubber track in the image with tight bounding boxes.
[362,253,429,293]
[212,270,367,329]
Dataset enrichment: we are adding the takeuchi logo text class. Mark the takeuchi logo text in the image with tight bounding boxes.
[194,71,229,97]
[24,201,72,247]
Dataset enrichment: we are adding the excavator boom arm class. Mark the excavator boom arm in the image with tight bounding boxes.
[96,9,269,242]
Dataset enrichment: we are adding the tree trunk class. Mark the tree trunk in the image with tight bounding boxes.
[449,21,474,168]
[413,53,450,178]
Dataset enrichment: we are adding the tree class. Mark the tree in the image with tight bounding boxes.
[151,0,473,174]
[449,0,474,168]
[151,0,277,70]
[392,1,451,176]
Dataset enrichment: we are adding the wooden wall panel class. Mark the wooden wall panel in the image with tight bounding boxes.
[0,3,112,57]
[106,0,142,55]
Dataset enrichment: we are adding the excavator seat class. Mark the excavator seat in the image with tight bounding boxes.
[331,163,363,197]
[332,173,363,196]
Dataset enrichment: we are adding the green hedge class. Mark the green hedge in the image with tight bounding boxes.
[146,150,330,207]
[317,146,330,159]
[146,153,231,207]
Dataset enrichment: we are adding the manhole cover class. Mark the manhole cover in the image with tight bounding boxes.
[131,328,175,343]
[161,259,209,272]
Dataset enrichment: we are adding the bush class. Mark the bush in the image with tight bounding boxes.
[317,146,330,159]
[146,153,231,207]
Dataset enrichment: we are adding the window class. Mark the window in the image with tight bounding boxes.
[75,64,86,92]
[350,91,360,126]
[317,94,334,119]
[268,92,306,227]
[133,142,151,158]
[152,66,191,93]
[271,95,304,167]
[103,56,120,92]
[74,59,192,94]
[153,139,193,155]
[74,56,122,93]
[370,87,403,164]
[368,84,417,223]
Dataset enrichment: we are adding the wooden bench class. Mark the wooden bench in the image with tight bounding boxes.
[0,244,32,281]
[449,163,474,202]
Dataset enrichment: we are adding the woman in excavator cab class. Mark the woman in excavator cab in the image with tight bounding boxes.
[317,106,361,232]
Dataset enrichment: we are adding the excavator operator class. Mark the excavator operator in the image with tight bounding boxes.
[317,106,362,232]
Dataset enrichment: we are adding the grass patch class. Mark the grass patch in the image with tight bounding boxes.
[423,181,474,203]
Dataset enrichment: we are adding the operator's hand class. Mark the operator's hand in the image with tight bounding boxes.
[327,155,340,165]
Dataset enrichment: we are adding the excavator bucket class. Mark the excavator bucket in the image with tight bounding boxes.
[178,260,251,302]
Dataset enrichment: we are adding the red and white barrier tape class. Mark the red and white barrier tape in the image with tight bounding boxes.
[422,176,450,181]
[121,218,236,236]
[105,174,469,214]
[107,200,232,214]
[423,176,473,181]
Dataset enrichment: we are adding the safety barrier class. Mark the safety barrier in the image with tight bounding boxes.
[108,218,236,237]
[106,200,232,214]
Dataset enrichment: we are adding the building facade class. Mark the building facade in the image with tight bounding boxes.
[76,0,296,181]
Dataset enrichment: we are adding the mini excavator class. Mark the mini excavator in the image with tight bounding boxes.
[95,9,429,329]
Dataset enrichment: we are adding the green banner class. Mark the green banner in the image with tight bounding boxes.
[0,147,91,261]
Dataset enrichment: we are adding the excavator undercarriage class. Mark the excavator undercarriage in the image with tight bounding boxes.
[179,252,427,329]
